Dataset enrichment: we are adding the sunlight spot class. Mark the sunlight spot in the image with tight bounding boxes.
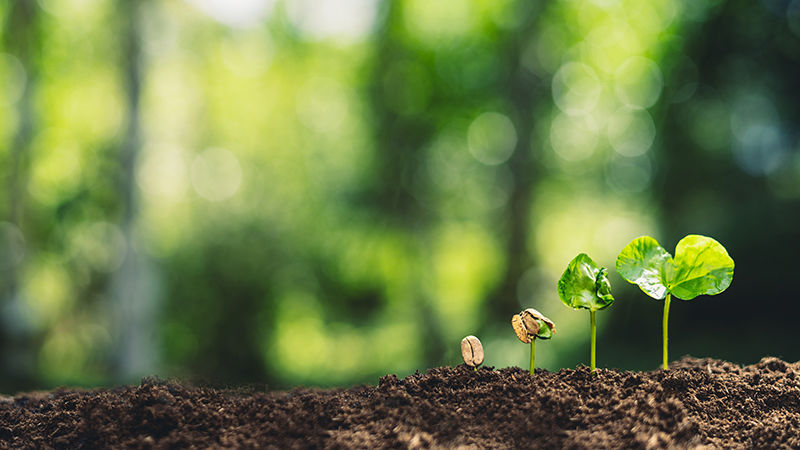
[552,62,602,116]
[607,108,656,157]
[136,144,188,201]
[186,0,275,29]
[28,145,83,206]
[403,0,478,44]
[550,113,599,162]
[23,259,73,328]
[467,112,517,166]
[614,56,663,109]
[286,0,378,42]
[295,77,350,135]
[190,148,242,201]
[220,31,273,78]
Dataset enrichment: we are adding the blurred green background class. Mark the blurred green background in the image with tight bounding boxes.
[1,0,799,391]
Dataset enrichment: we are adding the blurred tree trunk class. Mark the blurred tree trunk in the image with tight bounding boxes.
[1,0,40,390]
[367,0,445,365]
[367,1,433,221]
[484,6,545,326]
[111,0,154,381]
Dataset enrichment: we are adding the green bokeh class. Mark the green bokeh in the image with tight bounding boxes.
[0,0,799,391]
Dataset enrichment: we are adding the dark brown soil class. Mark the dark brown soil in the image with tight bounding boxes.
[2,357,800,449]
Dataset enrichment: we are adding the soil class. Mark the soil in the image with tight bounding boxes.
[1,356,800,449]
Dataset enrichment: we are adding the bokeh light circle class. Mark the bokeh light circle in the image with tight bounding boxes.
[607,108,656,157]
[190,147,243,201]
[467,112,517,165]
[552,62,602,116]
[550,113,599,161]
[613,56,663,109]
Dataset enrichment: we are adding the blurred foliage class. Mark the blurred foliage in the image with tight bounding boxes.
[0,0,799,391]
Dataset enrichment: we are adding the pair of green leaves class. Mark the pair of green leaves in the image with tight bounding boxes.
[616,235,734,300]
[558,253,614,311]
[557,234,734,307]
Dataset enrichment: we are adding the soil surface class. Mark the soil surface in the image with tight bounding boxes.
[2,356,800,449]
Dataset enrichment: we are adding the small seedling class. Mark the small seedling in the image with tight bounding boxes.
[512,308,555,373]
[460,335,484,370]
[616,235,734,370]
[557,253,615,372]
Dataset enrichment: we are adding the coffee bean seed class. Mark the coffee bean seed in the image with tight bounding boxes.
[461,335,484,367]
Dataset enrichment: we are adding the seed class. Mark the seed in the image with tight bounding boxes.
[523,308,557,334]
[521,313,540,336]
[513,308,557,343]
[512,314,533,343]
[460,335,484,367]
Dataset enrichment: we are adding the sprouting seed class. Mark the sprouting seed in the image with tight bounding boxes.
[460,335,484,370]
[512,308,555,374]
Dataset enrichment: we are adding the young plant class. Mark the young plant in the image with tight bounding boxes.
[557,253,614,372]
[512,308,555,373]
[460,335,484,371]
[616,235,734,370]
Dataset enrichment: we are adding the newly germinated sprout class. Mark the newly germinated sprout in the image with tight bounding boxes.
[460,335,484,369]
[557,253,615,372]
[616,235,734,370]
[512,308,555,373]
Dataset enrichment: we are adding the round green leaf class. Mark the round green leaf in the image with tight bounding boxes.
[616,236,671,299]
[558,253,615,312]
[668,234,734,300]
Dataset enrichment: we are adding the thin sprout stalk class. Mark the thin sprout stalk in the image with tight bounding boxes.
[590,311,596,372]
[530,339,535,373]
[663,293,671,370]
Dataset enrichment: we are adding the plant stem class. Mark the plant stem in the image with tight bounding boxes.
[530,339,535,373]
[663,293,672,370]
[590,310,597,372]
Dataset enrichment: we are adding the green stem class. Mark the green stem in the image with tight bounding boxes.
[530,339,535,373]
[590,310,596,372]
[663,293,672,370]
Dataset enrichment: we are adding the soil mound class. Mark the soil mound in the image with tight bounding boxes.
[2,357,800,448]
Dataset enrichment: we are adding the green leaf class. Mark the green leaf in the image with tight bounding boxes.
[535,319,553,340]
[595,268,614,305]
[668,234,734,300]
[558,253,615,312]
[616,236,672,299]
[616,235,735,301]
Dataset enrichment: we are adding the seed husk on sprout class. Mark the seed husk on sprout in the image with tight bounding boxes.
[512,308,555,373]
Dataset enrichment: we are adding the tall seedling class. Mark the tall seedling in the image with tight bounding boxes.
[616,235,734,370]
[557,253,614,372]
